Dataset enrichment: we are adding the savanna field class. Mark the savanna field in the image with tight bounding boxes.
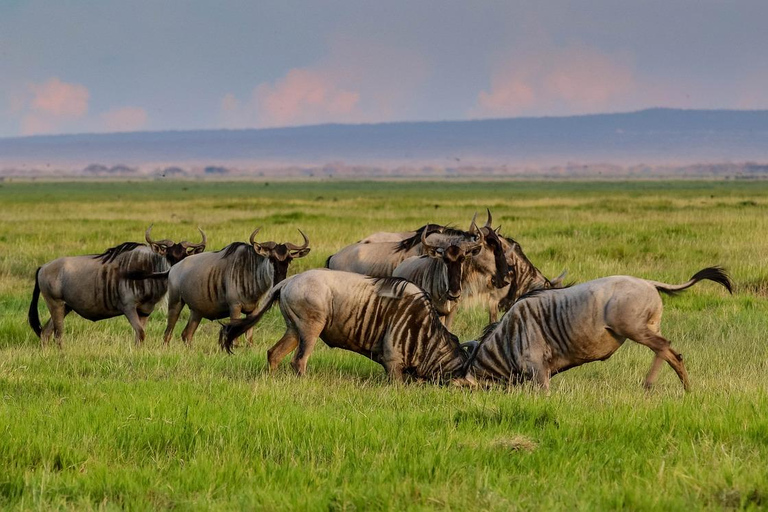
[1,180,767,511]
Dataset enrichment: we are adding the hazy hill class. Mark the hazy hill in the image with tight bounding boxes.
[2,109,768,171]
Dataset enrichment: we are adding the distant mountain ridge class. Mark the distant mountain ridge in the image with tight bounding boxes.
[2,109,768,170]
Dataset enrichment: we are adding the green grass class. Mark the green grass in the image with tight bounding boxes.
[1,180,767,510]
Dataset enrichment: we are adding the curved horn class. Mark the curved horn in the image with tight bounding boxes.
[181,227,207,249]
[484,208,493,229]
[421,226,437,252]
[466,219,484,251]
[249,228,261,246]
[468,212,478,233]
[285,229,309,251]
[145,224,155,245]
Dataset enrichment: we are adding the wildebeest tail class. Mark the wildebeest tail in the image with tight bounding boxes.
[218,282,285,354]
[324,255,332,268]
[28,267,43,337]
[124,269,170,280]
[651,266,733,296]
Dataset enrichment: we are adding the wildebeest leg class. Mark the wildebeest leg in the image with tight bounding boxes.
[380,335,405,383]
[42,300,68,348]
[635,331,690,391]
[643,356,664,390]
[290,331,321,376]
[445,306,459,330]
[267,328,300,371]
[164,295,185,345]
[228,305,252,348]
[124,308,146,345]
[181,310,203,346]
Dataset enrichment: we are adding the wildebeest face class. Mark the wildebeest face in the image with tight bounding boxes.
[146,225,207,265]
[250,228,311,286]
[481,228,511,289]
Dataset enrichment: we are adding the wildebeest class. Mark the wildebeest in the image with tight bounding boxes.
[483,231,566,322]
[163,228,310,345]
[462,267,732,391]
[326,223,472,277]
[28,226,207,347]
[392,222,509,327]
[218,269,476,381]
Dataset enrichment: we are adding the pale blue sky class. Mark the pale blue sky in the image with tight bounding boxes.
[1,0,766,137]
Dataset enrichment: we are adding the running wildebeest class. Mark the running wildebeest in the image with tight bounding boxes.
[461,267,732,391]
[218,269,477,381]
[162,228,310,346]
[392,221,509,327]
[28,225,207,347]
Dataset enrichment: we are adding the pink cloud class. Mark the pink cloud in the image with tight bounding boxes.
[473,45,636,118]
[253,68,360,127]
[220,36,429,128]
[17,77,90,135]
[101,106,148,132]
[29,77,89,118]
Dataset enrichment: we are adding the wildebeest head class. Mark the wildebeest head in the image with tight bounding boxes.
[250,228,311,285]
[477,210,511,289]
[145,225,207,265]
[421,223,483,301]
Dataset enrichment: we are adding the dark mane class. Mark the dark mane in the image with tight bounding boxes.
[93,242,145,264]
[219,242,252,258]
[478,321,501,344]
[394,224,468,253]
[515,284,573,304]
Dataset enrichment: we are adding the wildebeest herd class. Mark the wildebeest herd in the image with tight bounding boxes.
[28,210,732,391]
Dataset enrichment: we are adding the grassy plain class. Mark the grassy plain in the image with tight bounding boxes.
[1,179,767,510]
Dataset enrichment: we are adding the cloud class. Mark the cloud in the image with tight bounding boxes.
[101,106,148,132]
[253,68,361,128]
[472,44,636,118]
[17,77,90,135]
[28,77,89,118]
[220,36,429,128]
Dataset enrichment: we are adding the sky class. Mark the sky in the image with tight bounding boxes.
[1,0,767,138]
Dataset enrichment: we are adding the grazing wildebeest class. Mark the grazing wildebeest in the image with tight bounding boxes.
[326,223,472,277]
[392,223,509,327]
[163,228,310,346]
[462,267,732,391]
[218,269,476,381]
[28,226,206,347]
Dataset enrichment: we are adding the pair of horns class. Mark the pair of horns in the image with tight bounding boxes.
[145,224,206,248]
[249,228,310,251]
[470,209,493,231]
[421,219,484,253]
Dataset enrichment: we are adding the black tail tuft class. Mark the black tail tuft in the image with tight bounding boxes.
[691,266,733,294]
[218,288,282,354]
[28,267,43,337]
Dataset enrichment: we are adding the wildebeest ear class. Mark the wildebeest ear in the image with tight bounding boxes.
[252,244,271,257]
[189,245,205,255]
[469,244,483,256]
[425,246,443,258]
[291,248,311,258]
[150,243,167,255]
